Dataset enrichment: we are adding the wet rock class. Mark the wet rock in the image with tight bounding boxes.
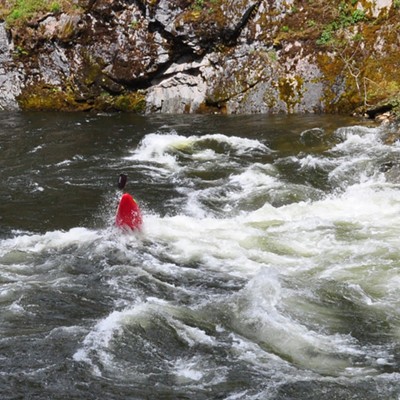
[300,128,325,147]
[382,163,400,183]
[375,112,393,125]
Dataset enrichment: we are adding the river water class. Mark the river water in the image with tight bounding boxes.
[1,112,400,399]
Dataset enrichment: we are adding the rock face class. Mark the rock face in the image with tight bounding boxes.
[0,23,22,110]
[0,0,399,114]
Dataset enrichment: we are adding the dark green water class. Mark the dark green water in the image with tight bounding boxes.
[1,112,400,399]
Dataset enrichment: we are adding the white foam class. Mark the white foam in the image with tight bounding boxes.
[229,164,278,190]
[55,159,72,167]
[298,154,334,170]
[173,356,204,382]
[125,132,182,169]
[230,269,365,376]
[125,132,270,170]
[192,148,218,161]
[73,305,142,375]
[174,320,216,347]
[197,133,270,155]
[4,122,400,382]
[28,145,45,154]
[1,227,101,255]
[73,298,220,378]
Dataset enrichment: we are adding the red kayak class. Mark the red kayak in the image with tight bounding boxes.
[115,193,143,230]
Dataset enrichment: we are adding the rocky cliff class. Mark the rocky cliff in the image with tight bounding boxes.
[0,0,399,115]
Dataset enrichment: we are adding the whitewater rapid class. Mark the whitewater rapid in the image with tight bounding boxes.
[1,114,400,399]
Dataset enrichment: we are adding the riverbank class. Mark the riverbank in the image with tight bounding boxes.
[0,0,399,117]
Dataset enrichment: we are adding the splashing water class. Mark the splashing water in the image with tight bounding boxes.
[1,113,400,399]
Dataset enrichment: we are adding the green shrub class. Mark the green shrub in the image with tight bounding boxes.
[350,9,365,24]
[192,0,204,11]
[317,3,366,46]
[50,1,61,13]
[317,29,333,45]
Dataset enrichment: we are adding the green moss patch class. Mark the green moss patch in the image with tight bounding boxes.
[17,82,146,112]
[95,92,146,112]
[2,0,80,26]
[18,83,90,111]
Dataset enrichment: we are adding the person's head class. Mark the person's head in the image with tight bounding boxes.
[118,173,128,190]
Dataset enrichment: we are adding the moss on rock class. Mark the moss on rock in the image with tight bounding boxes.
[17,82,146,112]
[17,83,90,111]
[278,75,304,113]
[95,92,146,112]
[3,0,400,115]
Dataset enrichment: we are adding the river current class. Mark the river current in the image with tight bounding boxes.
[1,112,400,399]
